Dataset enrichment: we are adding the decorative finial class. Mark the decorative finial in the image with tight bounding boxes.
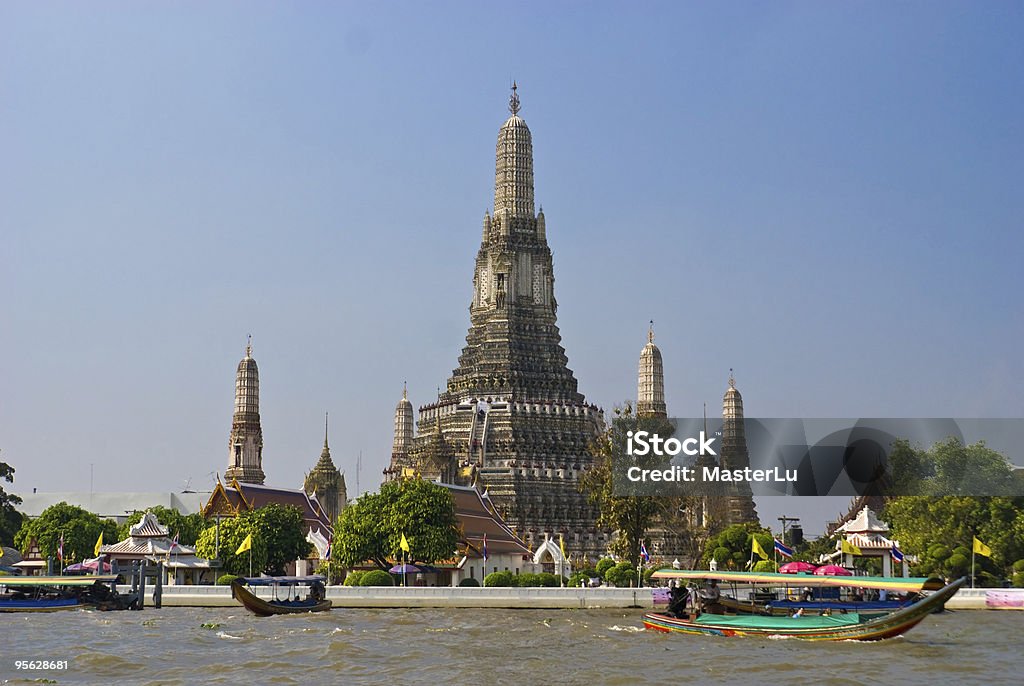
[729,368,736,388]
[324,412,329,448]
[509,81,520,116]
[246,334,252,358]
[648,320,654,344]
[403,380,408,400]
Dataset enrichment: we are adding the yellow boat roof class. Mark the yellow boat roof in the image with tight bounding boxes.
[649,569,944,592]
[0,575,120,587]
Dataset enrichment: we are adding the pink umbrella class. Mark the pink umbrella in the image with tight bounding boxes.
[813,564,853,576]
[779,561,817,574]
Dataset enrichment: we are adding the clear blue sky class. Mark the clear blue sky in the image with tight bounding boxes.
[3,2,1022,535]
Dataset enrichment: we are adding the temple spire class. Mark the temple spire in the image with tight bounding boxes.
[225,340,265,484]
[509,81,520,115]
[637,324,667,418]
[324,412,329,449]
[494,83,535,218]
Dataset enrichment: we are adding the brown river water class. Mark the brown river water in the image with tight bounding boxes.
[1,608,1020,685]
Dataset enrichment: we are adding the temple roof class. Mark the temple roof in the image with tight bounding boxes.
[441,483,531,558]
[203,478,332,533]
[837,506,889,534]
[130,512,169,538]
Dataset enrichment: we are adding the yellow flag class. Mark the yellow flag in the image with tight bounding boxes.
[752,537,768,560]
[235,533,252,555]
[559,534,567,558]
[841,539,863,556]
[94,532,104,557]
[400,533,410,553]
[973,537,992,557]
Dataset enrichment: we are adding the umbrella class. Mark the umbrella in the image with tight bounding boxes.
[389,563,421,574]
[813,564,853,576]
[779,561,817,574]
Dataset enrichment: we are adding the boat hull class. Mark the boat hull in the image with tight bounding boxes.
[643,577,964,641]
[0,597,83,612]
[231,581,332,617]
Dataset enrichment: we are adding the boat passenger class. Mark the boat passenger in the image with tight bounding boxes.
[792,608,804,617]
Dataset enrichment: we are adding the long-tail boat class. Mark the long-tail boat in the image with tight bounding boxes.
[653,570,947,616]
[230,576,332,616]
[0,575,130,612]
[643,574,964,641]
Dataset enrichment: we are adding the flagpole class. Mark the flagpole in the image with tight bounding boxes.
[971,546,975,589]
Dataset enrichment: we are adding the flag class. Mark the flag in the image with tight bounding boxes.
[482,533,488,561]
[324,540,331,561]
[973,537,992,558]
[891,544,905,563]
[94,532,104,557]
[640,541,650,564]
[58,533,64,562]
[752,537,768,560]
[559,534,567,559]
[235,533,252,555]
[170,533,179,553]
[774,538,794,559]
[841,539,862,556]
[400,533,410,553]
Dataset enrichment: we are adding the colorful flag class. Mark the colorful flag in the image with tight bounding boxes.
[58,533,65,562]
[640,541,651,564]
[891,544,905,563]
[400,533,411,553]
[94,532,104,557]
[324,540,331,561]
[752,537,768,560]
[559,534,567,559]
[170,533,179,552]
[972,537,992,557]
[841,539,862,556]
[235,533,252,555]
[774,538,794,559]
[482,533,488,561]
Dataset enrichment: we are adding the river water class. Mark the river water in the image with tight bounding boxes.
[1,608,1019,685]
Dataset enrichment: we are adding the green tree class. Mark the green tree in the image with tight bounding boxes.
[579,404,676,569]
[116,506,207,546]
[604,561,638,587]
[14,502,118,563]
[884,495,1024,584]
[701,523,774,570]
[0,458,24,547]
[195,504,310,576]
[332,478,458,571]
[888,438,1017,496]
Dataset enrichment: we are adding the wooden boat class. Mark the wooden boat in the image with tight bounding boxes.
[654,569,948,616]
[643,576,964,641]
[230,576,332,616]
[0,575,127,612]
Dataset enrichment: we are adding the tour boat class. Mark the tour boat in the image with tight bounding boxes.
[0,575,128,612]
[231,576,332,616]
[643,575,964,641]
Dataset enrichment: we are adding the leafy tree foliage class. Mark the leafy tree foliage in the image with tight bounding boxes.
[701,523,774,570]
[14,502,118,563]
[343,570,366,586]
[889,438,1019,496]
[332,478,458,571]
[579,404,683,569]
[116,506,207,546]
[0,458,24,547]
[195,504,311,576]
[884,495,1024,584]
[484,570,515,587]
[603,561,638,587]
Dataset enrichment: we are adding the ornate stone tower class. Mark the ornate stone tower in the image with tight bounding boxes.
[225,338,265,484]
[637,323,667,418]
[304,414,347,525]
[385,384,415,480]
[401,85,606,558]
[719,371,759,525]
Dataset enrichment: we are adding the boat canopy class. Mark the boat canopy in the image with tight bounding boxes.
[650,569,944,592]
[0,575,120,587]
[693,612,863,629]
[240,575,326,586]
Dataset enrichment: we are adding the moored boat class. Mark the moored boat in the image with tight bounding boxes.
[0,575,131,612]
[643,576,964,641]
[230,576,331,616]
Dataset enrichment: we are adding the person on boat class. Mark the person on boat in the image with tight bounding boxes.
[309,580,326,603]
[667,581,690,619]
[802,586,813,602]
[698,579,723,613]
[792,608,804,617]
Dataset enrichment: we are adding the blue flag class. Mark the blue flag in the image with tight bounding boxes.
[640,542,650,563]
[774,538,794,559]
[891,544,904,563]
